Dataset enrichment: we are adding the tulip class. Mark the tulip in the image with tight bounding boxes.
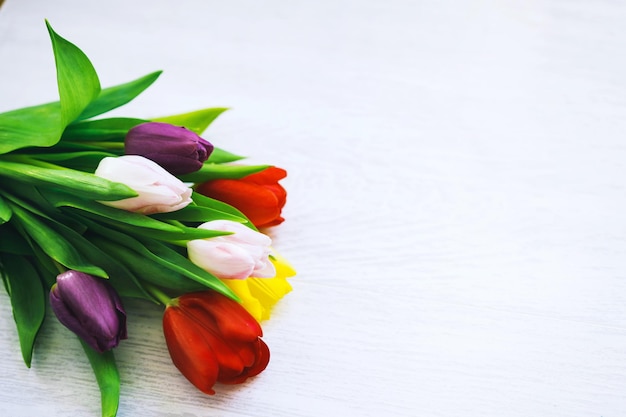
[187,220,276,279]
[221,250,296,321]
[49,270,127,353]
[195,166,287,228]
[163,291,270,395]
[94,155,193,214]
[125,122,214,175]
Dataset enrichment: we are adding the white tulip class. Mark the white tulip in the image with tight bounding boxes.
[187,220,276,279]
[94,155,192,214]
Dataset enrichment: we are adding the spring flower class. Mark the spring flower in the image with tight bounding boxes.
[94,155,192,214]
[221,250,296,321]
[49,270,127,353]
[163,291,270,395]
[125,122,214,175]
[187,220,276,279]
[195,166,287,228]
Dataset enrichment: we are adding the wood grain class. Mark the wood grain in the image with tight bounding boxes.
[1,0,626,416]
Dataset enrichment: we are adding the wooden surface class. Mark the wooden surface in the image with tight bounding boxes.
[1,0,626,416]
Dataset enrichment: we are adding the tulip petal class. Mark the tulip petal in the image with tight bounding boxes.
[179,292,263,341]
[187,239,256,279]
[246,166,287,183]
[163,306,219,395]
[250,259,276,278]
[50,271,127,353]
[95,155,193,214]
[200,220,271,246]
[219,339,270,384]
[196,179,282,227]
[221,279,264,322]
[179,304,249,380]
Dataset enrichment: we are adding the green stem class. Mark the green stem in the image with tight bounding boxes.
[143,283,173,306]
[52,260,67,275]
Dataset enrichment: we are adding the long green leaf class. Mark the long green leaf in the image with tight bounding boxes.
[153,107,228,134]
[0,102,63,154]
[78,71,162,121]
[22,151,118,173]
[180,163,269,183]
[140,238,237,299]
[190,192,256,230]
[91,236,206,293]
[8,202,107,277]
[0,223,32,255]
[46,21,101,127]
[81,219,237,299]
[0,194,12,224]
[62,117,147,142]
[0,254,46,368]
[207,147,246,163]
[43,190,194,233]
[40,211,154,300]
[0,22,99,154]
[151,204,247,224]
[80,341,120,417]
[0,160,136,201]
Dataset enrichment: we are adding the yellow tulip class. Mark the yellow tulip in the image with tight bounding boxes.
[221,251,296,321]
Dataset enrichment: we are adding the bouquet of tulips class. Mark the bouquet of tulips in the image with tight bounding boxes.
[0,21,295,417]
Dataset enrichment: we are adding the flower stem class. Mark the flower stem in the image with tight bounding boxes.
[144,283,173,306]
[52,260,66,275]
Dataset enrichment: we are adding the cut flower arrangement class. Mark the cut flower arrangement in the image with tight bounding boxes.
[0,22,295,416]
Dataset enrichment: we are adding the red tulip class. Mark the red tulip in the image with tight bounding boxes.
[195,166,287,228]
[163,291,270,395]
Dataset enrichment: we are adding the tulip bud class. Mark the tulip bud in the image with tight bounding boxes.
[49,271,127,353]
[163,291,270,395]
[196,166,288,228]
[187,220,276,279]
[125,122,214,175]
[94,155,193,214]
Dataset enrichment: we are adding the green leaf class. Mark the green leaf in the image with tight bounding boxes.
[0,254,46,368]
[39,211,154,300]
[0,194,12,224]
[151,203,247,224]
[44,190,199,234]
[207,147,246,164]
[91,236,205,293]
[81,219,237,299]
[153,107,228,134]
[190,191,256,230]
[46,21,101,127]
[78,71,162,120]
[0,223,32,255]
[43,189,229,240]
[180,163,269,183]
[80,341,120,417]
[22,151,118,173]
[117,221,229,241]
[62,117,147,142]
[8,202,108,278]
[140,239,237,299]
[0,102,63,154]
[0,21,101,154]
[0,160,137,201]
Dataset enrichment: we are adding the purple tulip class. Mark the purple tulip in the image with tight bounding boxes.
[125,122,214,175]
[50,271,127,353]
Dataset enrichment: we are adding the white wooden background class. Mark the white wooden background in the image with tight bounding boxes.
[1,0,626,416]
